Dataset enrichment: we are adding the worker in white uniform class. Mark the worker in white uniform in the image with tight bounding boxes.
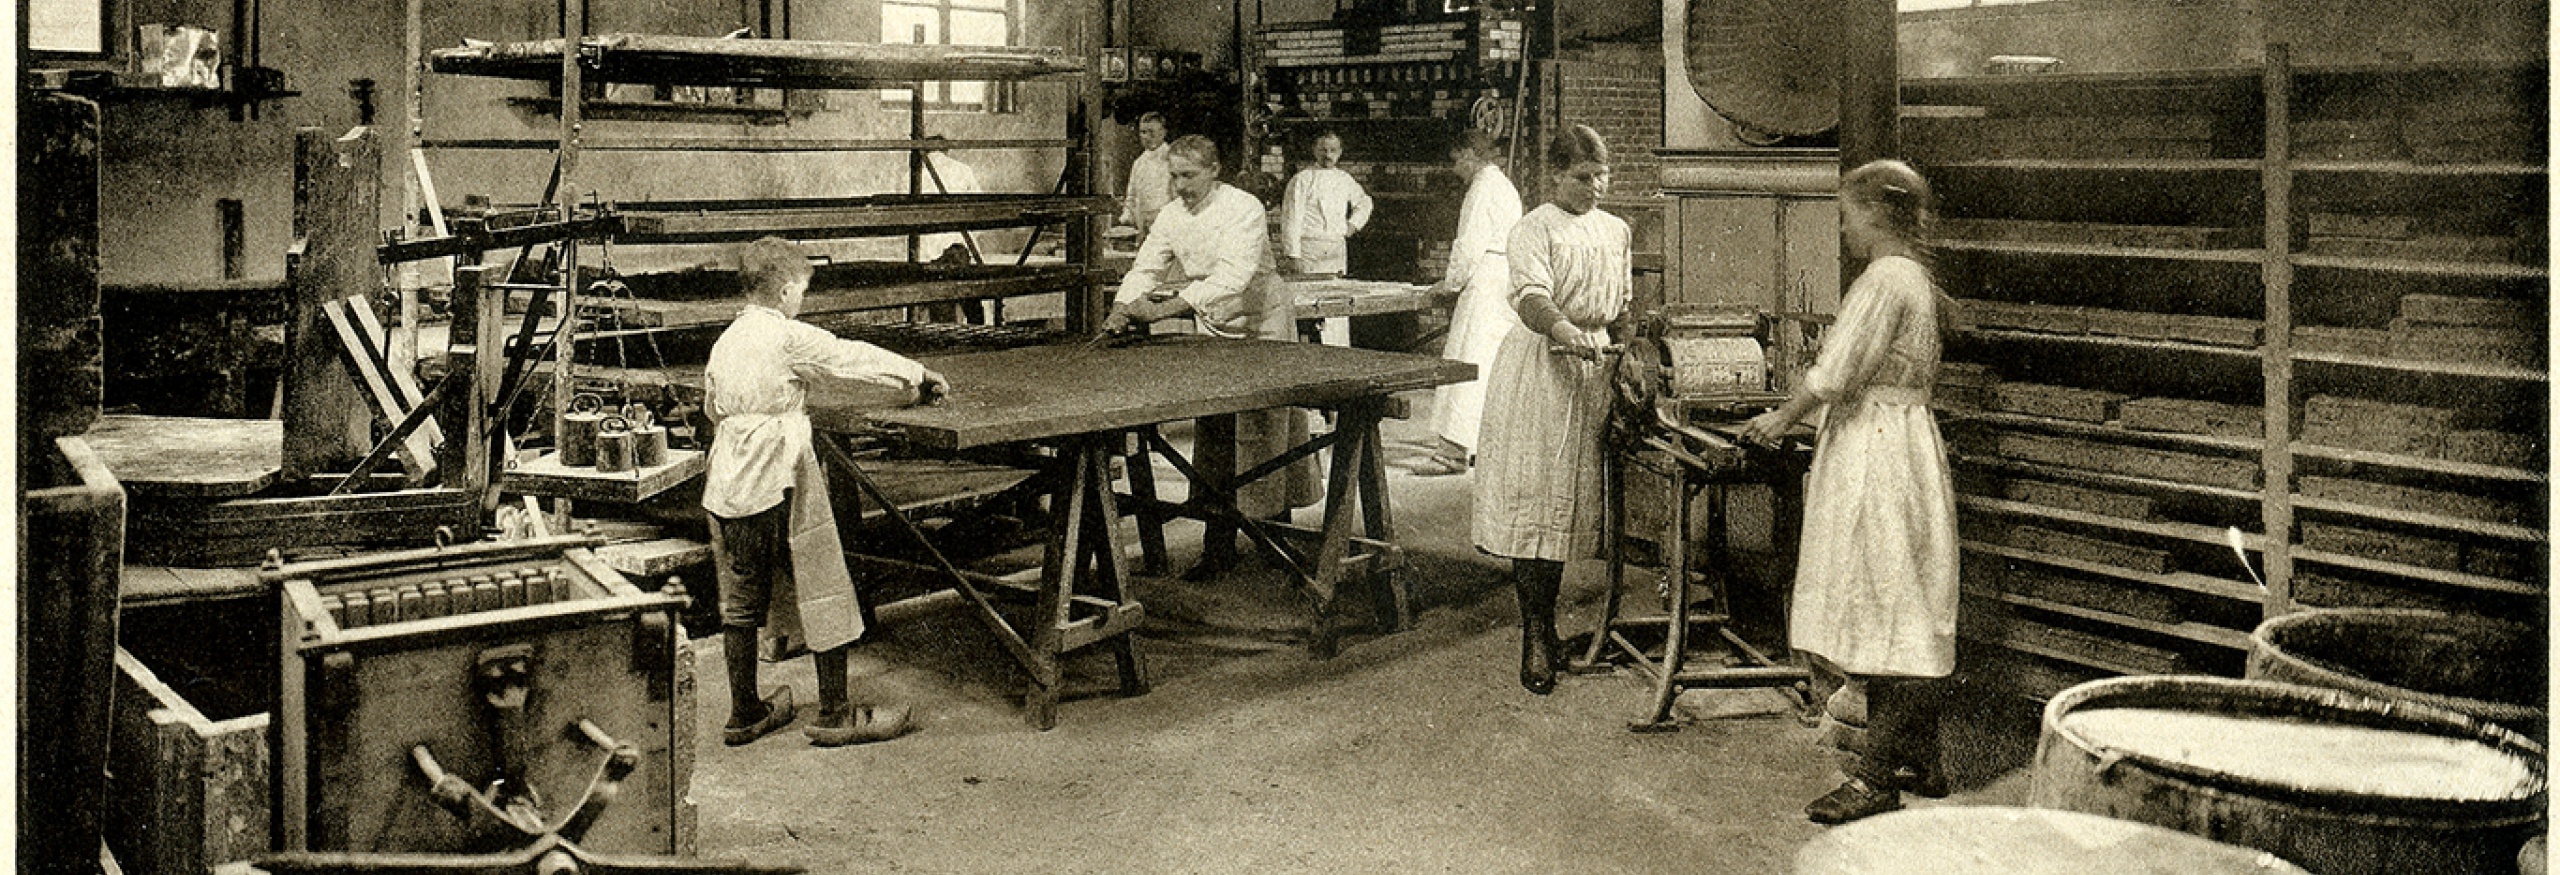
[1737,160,1960,826]
[1470,125,1629,697]
[1276,130,1374,277]
[1117,112,1174,240]
[1106,135,1321,567]
[1412,129,1525,476]
[704,236,950,748]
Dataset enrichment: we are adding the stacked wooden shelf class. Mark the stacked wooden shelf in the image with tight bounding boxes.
[1909,49,2550,698]
[419,14,1113,407]
[1247,7,1538,284]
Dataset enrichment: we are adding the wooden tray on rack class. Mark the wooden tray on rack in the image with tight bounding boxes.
[431,34,1084,88]
[614,195,1113,244]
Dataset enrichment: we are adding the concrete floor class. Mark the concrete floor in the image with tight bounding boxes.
[686,393,2044,874]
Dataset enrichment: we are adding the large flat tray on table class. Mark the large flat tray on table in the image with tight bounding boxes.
[610,194,1113,245]
[821,335,1473,728]
[835,335,1470,448]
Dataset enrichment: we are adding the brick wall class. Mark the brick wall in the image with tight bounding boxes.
[1546,44,1666,259]
[1553,45,1663,199]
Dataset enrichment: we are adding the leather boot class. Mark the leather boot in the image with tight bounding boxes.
[1514,561,1562,695]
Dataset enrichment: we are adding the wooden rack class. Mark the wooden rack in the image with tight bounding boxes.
[409,1,1113,495]
[1911,47,2549,699]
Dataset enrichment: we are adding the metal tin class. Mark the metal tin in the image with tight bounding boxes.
[594,415,635,473]
[560,393,607,467]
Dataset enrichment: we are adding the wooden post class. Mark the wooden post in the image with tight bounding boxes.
[287,127,385,480]
[1837,0,1898,173]
[552,0,586,456]
[437,258,504,506]
[18,92,104,474]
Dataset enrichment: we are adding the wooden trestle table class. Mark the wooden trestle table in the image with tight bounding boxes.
[811,335,1474,729]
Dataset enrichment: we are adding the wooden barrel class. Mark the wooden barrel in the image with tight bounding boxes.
[1795,806,2312,874]
[2032,676,2547,875]
[2250,608,2547,741]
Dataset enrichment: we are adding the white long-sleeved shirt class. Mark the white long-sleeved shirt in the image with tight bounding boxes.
[1277,166,1373,273]
[1116,183,1277,338]
[701,305,929,518]
[1119,144,1173,233]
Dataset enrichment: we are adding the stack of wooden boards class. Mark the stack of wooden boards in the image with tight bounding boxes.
[1966,299,2263,348]
[2295,77,2542,164]
[1908,109,2236,161]
[2295,294,2544,370]
[2296,393,2539,467]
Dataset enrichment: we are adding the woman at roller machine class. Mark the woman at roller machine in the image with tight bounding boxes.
[1470,125,1631,696]
[1736,160,1961,825]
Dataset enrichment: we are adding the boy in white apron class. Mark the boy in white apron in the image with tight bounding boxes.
[705,236,950,747]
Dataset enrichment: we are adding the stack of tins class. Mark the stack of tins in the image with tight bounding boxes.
[1795,806,2308,875]
[560,396,672,473]
[2030,676,2546,875]
[2248,608,2546,743]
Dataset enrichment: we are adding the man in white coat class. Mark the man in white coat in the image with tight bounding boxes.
[1414,130,1525,475]
[1117,112,1174,239]
[1106,135,1321,569]
[1276,129,1374,277]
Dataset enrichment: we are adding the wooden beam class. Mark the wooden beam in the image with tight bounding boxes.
[286,127,386,479]
[322,298,438,483]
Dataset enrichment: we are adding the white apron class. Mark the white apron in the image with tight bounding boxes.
[709,443,867,657]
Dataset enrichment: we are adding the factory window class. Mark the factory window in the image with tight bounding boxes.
[883,0,1018,110]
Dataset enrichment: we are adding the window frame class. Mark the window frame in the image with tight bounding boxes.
[881,0,1022,112]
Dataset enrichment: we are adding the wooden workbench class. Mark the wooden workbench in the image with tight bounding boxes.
[823,335,1474,728]
[1286,277,1431,349]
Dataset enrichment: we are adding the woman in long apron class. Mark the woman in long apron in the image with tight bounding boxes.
[1737,160,1960,825]
[1470,125,1630,695]
[1415,129,1526,475]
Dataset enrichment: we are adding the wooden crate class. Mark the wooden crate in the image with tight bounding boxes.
[20,437,125,875]
[2010,525,2176,575]
[1993,382,2128,423]
[2440,430,2541,469]
[110,648,271,875]
[2291,326,2392,358]
[2399,294,2536,328]
[2009,567,2187,624]
[2157,313,2263,348]
[2291,571,2457,613]
[1995,432,2261,491]
[2390,321,2542,369]
[2307,212,2418,240]
[2120,397,2263,439]
[2297,474,2530,525]
[2001,479,2159,521]
[2310,234,2522,262]
[1937,219,2253,250]
[272,537,694,855]
[128,487,483,566]
[2299,395,2459,456]
[1968,300,2089,335]
[2001,614,2189,675]
[2299,522,2464,571]
[2463,543,2534,581]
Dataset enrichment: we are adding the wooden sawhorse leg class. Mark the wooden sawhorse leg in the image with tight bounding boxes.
[1025,434,1150,730]
[818,434,1145,731]
[1307,398,1409,657]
